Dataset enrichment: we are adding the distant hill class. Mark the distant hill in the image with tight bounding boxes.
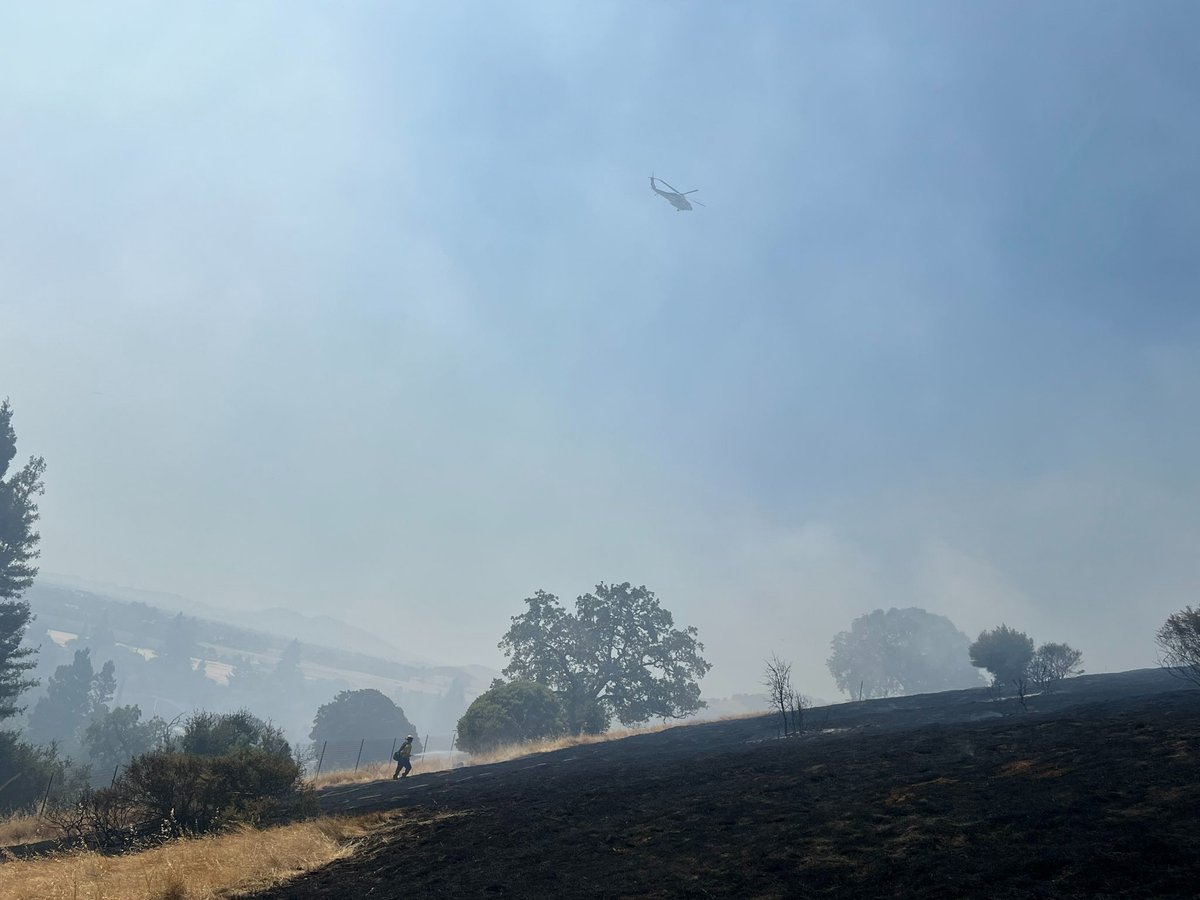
[39,575,427,665]
[22,580,498,739]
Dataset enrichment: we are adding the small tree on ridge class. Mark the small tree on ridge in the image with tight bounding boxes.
[1157,607,1200,687]
[969,625,1035,694]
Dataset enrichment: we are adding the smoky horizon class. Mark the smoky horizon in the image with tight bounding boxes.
[2,0,1198,706]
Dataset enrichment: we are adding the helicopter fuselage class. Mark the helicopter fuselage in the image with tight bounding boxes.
[656,190,693,211]
[650,177,695,211]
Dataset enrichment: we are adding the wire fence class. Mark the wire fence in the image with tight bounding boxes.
[298,733,460,777]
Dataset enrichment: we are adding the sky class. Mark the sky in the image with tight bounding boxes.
[2,1,1198,700]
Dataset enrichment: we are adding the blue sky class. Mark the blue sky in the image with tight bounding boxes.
[2,1,1198,697]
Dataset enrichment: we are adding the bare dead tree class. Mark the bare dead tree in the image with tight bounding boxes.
[42,782,137,848]
[763,654,793,737]
[1014,677,1029,714]
[786,687,811,735]
[1157,607,1200,687]
[1028,642,1084,690]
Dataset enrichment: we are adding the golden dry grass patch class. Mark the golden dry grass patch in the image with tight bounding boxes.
[0,815,387,900]
[306,717,745,790]
[449,715,762,764]
[0,810,55,848]
[996,759,1036,777]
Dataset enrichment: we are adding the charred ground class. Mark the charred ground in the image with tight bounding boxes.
[252,671,1200,898]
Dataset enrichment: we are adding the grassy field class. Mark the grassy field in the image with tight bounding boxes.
[0,722,710,851]
[306,718,719,790]
[0,815,387,900]
[0,717,760,900]
[0,810,52,849]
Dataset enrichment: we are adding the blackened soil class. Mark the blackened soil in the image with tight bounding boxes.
[248,675,1200,899]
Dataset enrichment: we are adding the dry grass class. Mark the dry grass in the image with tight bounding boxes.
[0,810,55,848]
[309,759,400,789]
[308,752,462,789]
[307,716,760,790]
[463,722,680,766]
[0,814,386,900]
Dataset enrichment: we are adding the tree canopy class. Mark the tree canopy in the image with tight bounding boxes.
[827,607,984,700]
[456,679,567,753]
[310,688,420,748]
[499,583,711,732]
[0,399,45,721]
[83,704,165,771]
[969,624,1035,690]
[27,648,117,752]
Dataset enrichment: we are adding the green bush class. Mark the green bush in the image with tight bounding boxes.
[122,746,305,833]
[80,710,312,836]
[0,731,88,815]
[456,680,567,753]
[0,731,59,814]
[177,709,289,757]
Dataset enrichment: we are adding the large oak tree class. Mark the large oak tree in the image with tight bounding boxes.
[827,607,984,700]
[500,582,711,733]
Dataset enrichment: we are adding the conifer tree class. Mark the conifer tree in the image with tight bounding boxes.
[0,399,45,721]
[27,648,116,751]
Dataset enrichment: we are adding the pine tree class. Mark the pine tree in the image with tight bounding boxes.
[273,639,303,685]
[27,648,117,753]
[0,399,46,721]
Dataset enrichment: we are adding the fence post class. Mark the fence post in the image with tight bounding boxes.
[353,738,365,773]
[39,773,54,817]
[315,740,328,777]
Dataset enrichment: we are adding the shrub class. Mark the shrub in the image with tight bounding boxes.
[1157,606,1200,687]
[62,710,314,838]
[456,680,567,753]
[177,709,289,757]
[0,731,89,816]
[0,732,59,814]
[46,783,141,847]
[122,746,305,833]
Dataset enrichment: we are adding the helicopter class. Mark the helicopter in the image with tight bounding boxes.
[650,175,704,211]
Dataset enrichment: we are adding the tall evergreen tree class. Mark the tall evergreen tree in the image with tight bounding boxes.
[27,648,116,753]
[0,399,46,721]
[272,639,304,690]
